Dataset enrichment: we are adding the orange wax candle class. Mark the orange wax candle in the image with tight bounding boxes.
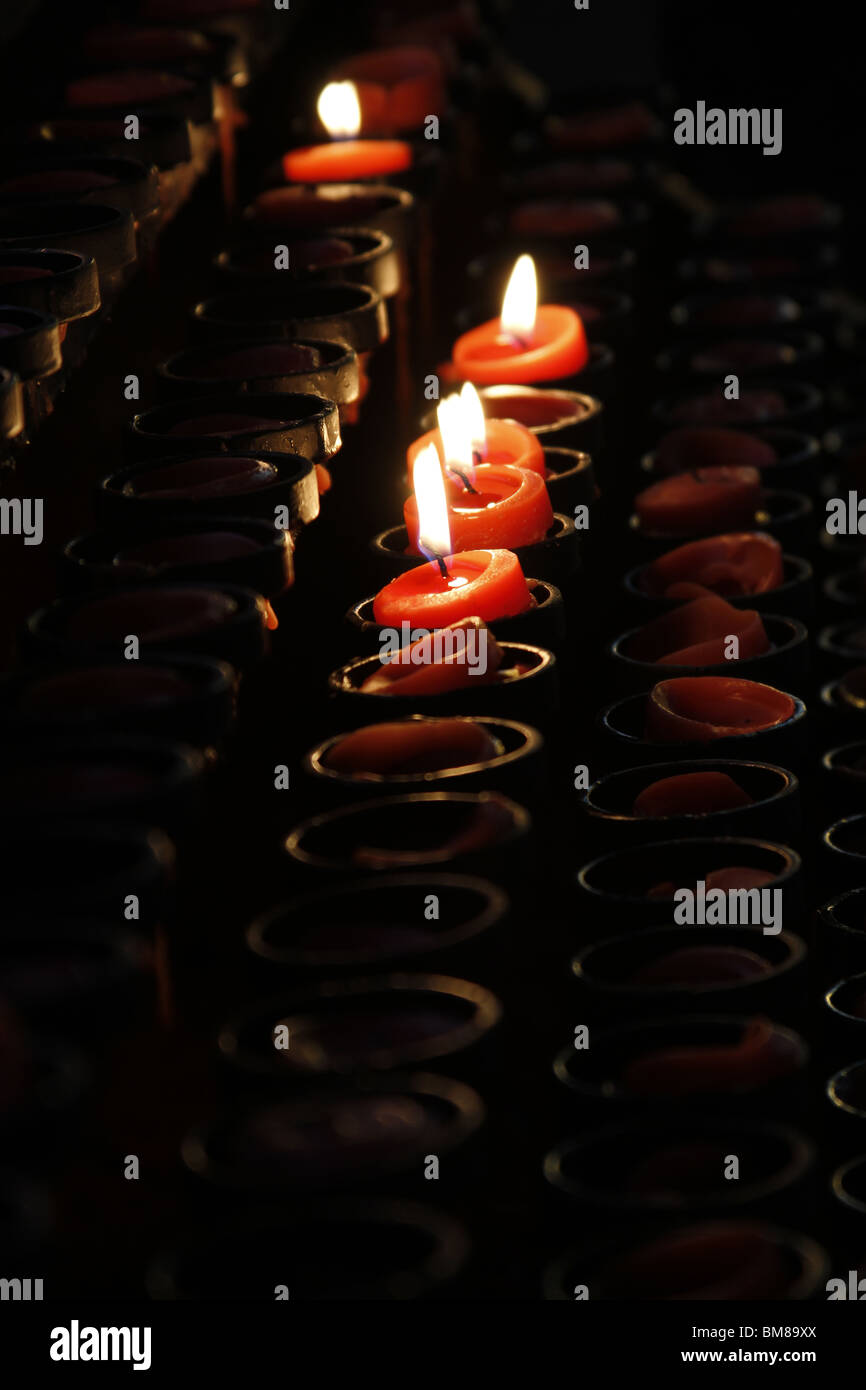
[360,618,504,697]
[646,676,797,742]
[406,417,545,479]
[624,594,769,666]
[372,549,533,628]
[452,305,588,385]
[641,533,785,599]
[283,140,411,184]
[404,464,554,552]
[634,467,762,535]
[633,771,753,817]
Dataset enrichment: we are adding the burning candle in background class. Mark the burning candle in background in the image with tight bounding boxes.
[407,381,546,478]
[447,254,590,385]
[373,443,534,626]
[282,81,413,184]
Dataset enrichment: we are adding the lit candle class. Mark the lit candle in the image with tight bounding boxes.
[282,82,412,184]
[406,381,546,478]
[372,444,534,627]
[449,255,589,385]
[403,390,553,550]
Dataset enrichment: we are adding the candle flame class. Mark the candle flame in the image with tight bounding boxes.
[413,441,452,564]
[500,253,537,343]
[317,81,362,139]
[436,392,473,482]
[460,382,487,461]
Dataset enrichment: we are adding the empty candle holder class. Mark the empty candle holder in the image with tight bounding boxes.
[474,384,604,454]
[23,582,270,671]
[575,835,803,934]
[0,248,100,372]
[651,381,823,435]
[327,640,559,729]
[0,654,236,749]
[303,715,544,806]
[581,759,801,851]
[826,1060,866,1148]
[180,1072,484,1199]
[822,815,866,894]
[217,974,502,1088]
[0,152,160,256]
[571,925,806,1020]
[816,887,866,974]
[214,228,400,300]
[543,1120,814,1230]
[599,678,808,771]
[543,1220,827,1302]
[245,874,508,982]
[817,622,866,678]
[155,338,360,423]
[191,283,388,357]
[283,790,531,886]
[146,1201,469,1301]
[97,450,320,533]
[123,392,340,466]
[0,201,136,306]
[819,744,866,819]
[246,182,414,255]
[824,974,866,1061]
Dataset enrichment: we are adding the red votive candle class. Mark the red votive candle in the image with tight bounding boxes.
[622,1017,800,1096]
[546,101,658,151]
[630,946,772,986]
[641,533,785,599]
[359,619,504,698]
[283,81,412,184]
[404,464,554,552]
[634,467,762,534]
[373,549,533,628]
[406,419,545,479]
[624,594,769,666]
[508,199,621,240]
[451,254,589,385]
[322,719,502,777]
[646,676,797,742]
[653,428,779,476]
[633,771,753,817]
[668,389,787,426]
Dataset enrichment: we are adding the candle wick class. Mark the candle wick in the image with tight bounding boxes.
[433,552,449,579]
[449,466,478,495]
[472,448,483,467]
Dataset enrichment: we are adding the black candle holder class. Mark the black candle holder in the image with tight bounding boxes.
[123,393,341,466]
[542,446,599,513]
[283,790,532,885]
[465,242,638,298]
[553,1013,810,1119]
[346,578,566,657]
[691,197,843,252]
[622,551,814,622]
[0,365,24,456]
[543,1120,814,1228]
[213,228,400,300]
[599,685,808,771]
[821,815,866,894]
[216,974,503,1085]
[651,381,824,434]
[191,282,388,360]
[820,670,866,741]
[327,641,559,729]
[97,450,319,533]
[0,821,175,928]
[824,973,866,1058]
[22,582,270,671]
[669,288,832,338]
[12,110,192,181]
[571,925,806,1019]
[0,733,206,838]
[0,249,100,372]
[146,1201,469,1301]
[0,201,136,304]
[303,715,545,806]
[542,1220,828,1301]
[369,516,581,589]
[816,622,866,679]
[639,427,823,495]
[489,197,651,256]
[607,613,809,696]
[627,488,814,559]
[0,152,159,254]
[826,1061,866,1148]
[819,745,866,819]
[61,516,293,601]
[0,923,151,1041]
[244,183,414,256]
[575,835,803,934]
[155,337,360,421]
[180,1072,484,1198]
[581,759,801,850]
[245,873,509,980]
[0,305,63,431]
[676,244,839,292]
[816,887,866,974]
[0,654,236,749]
